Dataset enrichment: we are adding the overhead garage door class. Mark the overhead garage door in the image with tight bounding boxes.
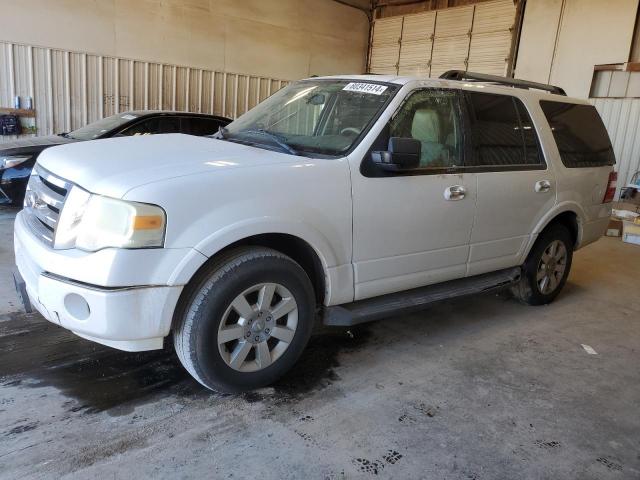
[468,0,517,75]
[397,12,436,76]
[369,16,403,75]
[369,0,516,78]
[430,5,475,79]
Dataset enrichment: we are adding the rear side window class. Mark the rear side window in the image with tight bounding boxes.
[182,117,223,136]
[157,117,181,133]
[121,118,159,136]
[119,116,184,135]
[465,92,543,168]
[540,101,615,168]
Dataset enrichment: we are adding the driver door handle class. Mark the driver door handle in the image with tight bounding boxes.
[444,185,466,201]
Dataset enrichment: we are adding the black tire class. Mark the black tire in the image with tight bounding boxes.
[512,224,573,306]
[173,247,315,393]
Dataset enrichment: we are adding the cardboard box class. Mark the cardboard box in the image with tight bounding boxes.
[622,220,640,245]
[607,218,623,236]
[614,201,640,212]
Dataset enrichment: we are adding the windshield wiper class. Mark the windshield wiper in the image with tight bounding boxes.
[239,129,299,155]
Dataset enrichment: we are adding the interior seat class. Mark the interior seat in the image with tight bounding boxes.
[411,108,445,167]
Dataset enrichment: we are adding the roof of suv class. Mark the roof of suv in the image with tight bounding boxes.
[307,74,585,104]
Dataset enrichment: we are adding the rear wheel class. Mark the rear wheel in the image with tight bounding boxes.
[512,224,573,305]
[173,247,315,393]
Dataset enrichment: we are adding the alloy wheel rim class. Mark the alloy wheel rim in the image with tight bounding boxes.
[536,240,567,295]
[217,283,298,372]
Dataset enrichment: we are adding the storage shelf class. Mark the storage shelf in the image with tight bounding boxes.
[0,107,36,118]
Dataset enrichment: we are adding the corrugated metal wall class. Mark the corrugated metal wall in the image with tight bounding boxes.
[0,41,289,143]
[591,98,640,198]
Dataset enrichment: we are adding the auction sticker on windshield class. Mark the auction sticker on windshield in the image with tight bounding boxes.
[342,83,388,95]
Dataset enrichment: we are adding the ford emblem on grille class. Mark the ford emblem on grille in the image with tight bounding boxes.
[23,165,72,247]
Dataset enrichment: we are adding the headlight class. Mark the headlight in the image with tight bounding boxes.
[54,187,166,251]
[1,155,31,169]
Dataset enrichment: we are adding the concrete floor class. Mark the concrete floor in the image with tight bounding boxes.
[0,208,19,315]
[1,205,639,479]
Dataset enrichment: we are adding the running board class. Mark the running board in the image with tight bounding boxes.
[322,267,521,327]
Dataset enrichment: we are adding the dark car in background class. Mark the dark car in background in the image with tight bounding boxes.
[0,111,231,205]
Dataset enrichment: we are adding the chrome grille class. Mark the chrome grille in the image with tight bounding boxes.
[23,165,73,246]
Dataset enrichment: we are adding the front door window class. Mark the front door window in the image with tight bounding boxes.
[389,89,463,169]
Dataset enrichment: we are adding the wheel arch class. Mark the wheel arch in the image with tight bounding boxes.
[544,211,580,248]
[170,227,335,320]
[521,205,584,262]
[214,233,327,306]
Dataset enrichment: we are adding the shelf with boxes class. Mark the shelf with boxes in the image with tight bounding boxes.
[0,107,36,118]
[0,104,37,136]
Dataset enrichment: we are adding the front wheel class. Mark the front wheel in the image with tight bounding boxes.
[173,247,315,393]
[512,224,573,306]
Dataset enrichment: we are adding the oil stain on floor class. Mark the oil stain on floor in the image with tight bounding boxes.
[0,312,373,415]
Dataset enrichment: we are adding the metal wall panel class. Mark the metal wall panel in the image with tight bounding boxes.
[591,70,640,99]
[591,98,640,197]
[86,55,101,123]
[0,41,288,143]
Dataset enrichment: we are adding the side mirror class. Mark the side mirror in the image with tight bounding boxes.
[371,137,421,171]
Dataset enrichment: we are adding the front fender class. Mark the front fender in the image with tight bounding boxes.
[165,217,352,306]
[123,158,354,304]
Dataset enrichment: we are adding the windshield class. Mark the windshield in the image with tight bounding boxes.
[67,113,139,140]
[222,80,398,157]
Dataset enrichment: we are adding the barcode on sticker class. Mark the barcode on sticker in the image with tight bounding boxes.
[343,82,388,95]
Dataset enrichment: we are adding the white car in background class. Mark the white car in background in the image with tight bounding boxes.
[13,71,616,392]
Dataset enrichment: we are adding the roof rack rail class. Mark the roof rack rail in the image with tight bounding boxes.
[439,70,567,96]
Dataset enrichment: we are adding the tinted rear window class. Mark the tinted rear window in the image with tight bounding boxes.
[540,101,615,168]
[182,117,223,136]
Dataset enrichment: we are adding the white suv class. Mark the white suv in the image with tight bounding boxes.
[13,71,616,392]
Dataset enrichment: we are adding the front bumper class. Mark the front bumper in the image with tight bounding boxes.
[14,210,186,351]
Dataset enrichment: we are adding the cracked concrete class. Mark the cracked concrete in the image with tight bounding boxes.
[1,206,639,479]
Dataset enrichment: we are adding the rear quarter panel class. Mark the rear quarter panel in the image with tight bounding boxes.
[521,94,613,252]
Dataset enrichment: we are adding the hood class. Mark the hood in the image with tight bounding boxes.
[36,134,302,198]
[0,135,77,155]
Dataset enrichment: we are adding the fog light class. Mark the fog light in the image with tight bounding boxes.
[64,293,90,321]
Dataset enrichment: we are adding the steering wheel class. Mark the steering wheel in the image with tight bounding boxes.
[340,127,361,136]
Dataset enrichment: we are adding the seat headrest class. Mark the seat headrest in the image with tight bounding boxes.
[411,109,440,143]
